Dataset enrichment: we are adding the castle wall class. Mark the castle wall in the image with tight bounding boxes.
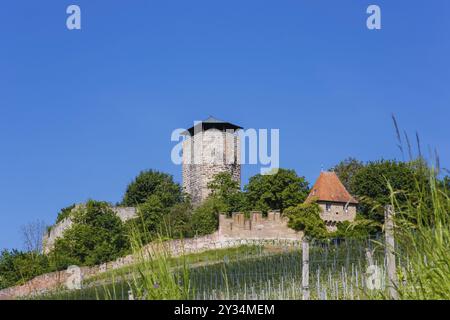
[42,206,137,254]
[219,211,303,240]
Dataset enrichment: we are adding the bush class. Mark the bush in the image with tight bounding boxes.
[0,250,52,290]
[52,200,129,267]
[334,215,380,239]
[122,170,183,207]
[191,197,226,236]
[285,202,328,239]
[162,201,194,239]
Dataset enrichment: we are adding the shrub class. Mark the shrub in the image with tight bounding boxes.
[191,197,226,236]
[162,201,194,239]
[285,202,328,239]
[334,215,380,239]
[0,250,52,290]
[52,200,129,266]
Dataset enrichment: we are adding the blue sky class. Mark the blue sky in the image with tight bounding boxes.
[0,1,449,250]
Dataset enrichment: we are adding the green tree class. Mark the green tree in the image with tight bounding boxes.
[334,215,380,239]
[285,202,328,239]
[162,201,194,239]
[330,157,364,194]
[207,172,248,214]
[0,250,51,290]
[191,197,226,236]
[127,195,170,244]
[245,169,309,213]
[122,170,183,207]
[52,200,129,266]
[350,160,420,222]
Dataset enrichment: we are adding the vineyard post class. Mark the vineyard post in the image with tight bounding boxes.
[302,237,310,300]
[385,205,399,300]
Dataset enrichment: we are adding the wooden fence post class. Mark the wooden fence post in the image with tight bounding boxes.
[385,205,399,300]
[302,237,310,300]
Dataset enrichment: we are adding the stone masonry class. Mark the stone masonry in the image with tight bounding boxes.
[219,211,303,240]
[318,202,357,232]
[42,206,137,254]
[182,118,242,206]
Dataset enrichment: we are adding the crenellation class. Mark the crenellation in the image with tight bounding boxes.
[219,212,303,241]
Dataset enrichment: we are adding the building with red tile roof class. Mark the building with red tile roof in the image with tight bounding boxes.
[306,171,358,231]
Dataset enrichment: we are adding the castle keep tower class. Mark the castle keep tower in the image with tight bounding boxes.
[182,117,242,206]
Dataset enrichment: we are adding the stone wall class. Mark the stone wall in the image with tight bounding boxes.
[0,266,99,300]
[0,233,237,299]
[219,211,303,241]
[183,129,241,206]
[42,217,73,254]
[5,212,304,299]
[317,202,357,232]
[42,206,137,254]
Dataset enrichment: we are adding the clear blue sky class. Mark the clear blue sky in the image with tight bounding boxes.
[1,1,449,250]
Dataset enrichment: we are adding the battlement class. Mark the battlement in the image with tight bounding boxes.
[218,211,303,241]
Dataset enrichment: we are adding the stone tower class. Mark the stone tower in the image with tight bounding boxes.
[182,117,242,206]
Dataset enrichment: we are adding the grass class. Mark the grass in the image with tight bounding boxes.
[32,168,450,300]
[84,245,261,285]
[35,237,388,300]
[393,172,450,299]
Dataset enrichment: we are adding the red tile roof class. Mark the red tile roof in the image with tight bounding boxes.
[306,171,358,204]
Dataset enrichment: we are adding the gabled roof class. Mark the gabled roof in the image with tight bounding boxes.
[183,116,243,136]
[306,171,358,204]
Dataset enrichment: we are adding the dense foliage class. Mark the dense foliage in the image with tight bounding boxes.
[190,197,226,236]
[330,157,364,194]
[162,201,194,238]
[122,170,183,207]
[52,200,129,267]
[244,169,309,213]
[285,202,328,239]
[207,172,248,214]
[350,160,422,222]
[0,250,52,290]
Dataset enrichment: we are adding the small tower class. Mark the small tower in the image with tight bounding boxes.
[182,117,242,206]
[306,171,358,231]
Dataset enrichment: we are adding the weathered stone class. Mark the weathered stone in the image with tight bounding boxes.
[183,128,241,206]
